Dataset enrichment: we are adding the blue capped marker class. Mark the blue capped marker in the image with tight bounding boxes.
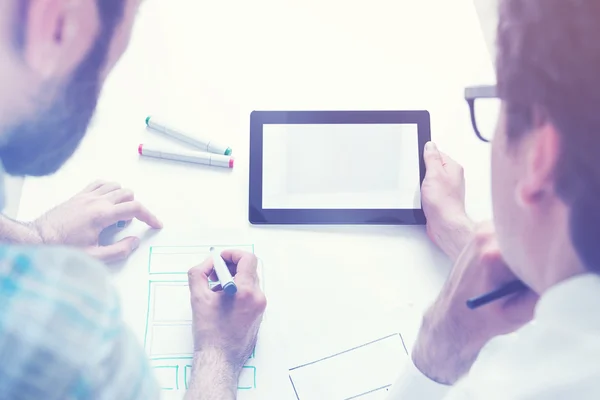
[210,247,237,295]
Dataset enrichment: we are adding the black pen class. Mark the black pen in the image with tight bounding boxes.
[466,280,528,309]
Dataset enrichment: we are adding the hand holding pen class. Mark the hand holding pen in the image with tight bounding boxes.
[186,250,266,395]
[411,222,539,385]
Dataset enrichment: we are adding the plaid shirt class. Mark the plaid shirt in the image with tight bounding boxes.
[0,245,159,399]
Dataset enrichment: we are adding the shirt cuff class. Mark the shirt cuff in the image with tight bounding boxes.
[387,358,451,399]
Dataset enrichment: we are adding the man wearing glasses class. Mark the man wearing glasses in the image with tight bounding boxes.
[388,0,600,398]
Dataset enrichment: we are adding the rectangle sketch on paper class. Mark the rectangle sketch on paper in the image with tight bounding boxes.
[148,244,255,274]
[145,244,259,394]
[289,334,408,400]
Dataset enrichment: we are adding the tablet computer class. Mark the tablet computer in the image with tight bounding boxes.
[249,110,430,225]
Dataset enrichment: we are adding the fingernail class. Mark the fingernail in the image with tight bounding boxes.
[131,238,140,251]
[425,141,437,152]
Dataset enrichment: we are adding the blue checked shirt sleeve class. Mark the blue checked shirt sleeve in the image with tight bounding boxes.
[75,314,159,400]
[0,246,159,400]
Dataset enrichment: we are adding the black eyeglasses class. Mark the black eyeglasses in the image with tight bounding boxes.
[465,85,501,143]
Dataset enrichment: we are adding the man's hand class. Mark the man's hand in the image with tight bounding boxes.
[32,180,162,263]
[412,222,538,385]
[422,142,475,261]
[186,250,266,400]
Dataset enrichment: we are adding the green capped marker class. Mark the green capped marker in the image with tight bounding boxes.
[145,115,232,156]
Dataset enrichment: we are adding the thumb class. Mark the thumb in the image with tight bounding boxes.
[423,141,444,171]
[86,236,140,263]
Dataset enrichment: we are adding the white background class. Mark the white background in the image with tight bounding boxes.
[262,123,420,209]
[15,0,496,398]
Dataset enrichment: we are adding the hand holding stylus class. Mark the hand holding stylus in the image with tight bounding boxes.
[411,222,539,385]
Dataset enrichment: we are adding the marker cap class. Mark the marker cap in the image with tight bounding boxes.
[224,147,232,156]
[222,282,238,295]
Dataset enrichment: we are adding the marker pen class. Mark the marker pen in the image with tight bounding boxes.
[145,116,232,156]
[210,247,237,295]
[138,144,234,168]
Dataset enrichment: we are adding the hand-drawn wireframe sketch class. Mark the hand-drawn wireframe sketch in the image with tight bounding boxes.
[144,244,260,394]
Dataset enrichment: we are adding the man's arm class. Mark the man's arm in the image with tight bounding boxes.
[388,224,538,399]
[186,350,239,400]
[421,142,475,262]
[426,215,475,262]
[81,315,160,400]
[185,250,267,400]
[415,143,538,384]
[68,249,160,399]
[411,223,538,384]
[387,143,497,399]
[0,246,159,400]
[1,180,161,262]
[0,213,43,243]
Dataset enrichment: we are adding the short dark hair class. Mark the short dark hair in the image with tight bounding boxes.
[497,0,600,271]
[13,0,125,53]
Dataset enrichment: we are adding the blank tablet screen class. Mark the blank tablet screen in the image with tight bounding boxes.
[262,123,421,210]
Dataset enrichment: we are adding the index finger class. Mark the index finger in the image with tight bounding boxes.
[220,249,258,287]
[108,201,163,229]
[188,257,215,296]
[80,179,107,193]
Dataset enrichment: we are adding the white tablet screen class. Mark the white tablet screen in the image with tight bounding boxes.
[262,124,421,209]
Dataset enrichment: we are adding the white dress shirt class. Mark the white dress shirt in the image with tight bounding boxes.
[388,274,600,399]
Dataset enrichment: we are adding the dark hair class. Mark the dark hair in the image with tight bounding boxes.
[497,0,600,271]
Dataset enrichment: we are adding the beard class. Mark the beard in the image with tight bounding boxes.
[0,30,113,176]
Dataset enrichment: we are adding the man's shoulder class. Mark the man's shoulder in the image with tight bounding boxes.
[0,244,114,304]
[0,243,109,276]
[0,245,154,399]
[455,320,600,398]
[0,244,120,351]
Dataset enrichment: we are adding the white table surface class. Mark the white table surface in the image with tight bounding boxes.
[16,0,495,397]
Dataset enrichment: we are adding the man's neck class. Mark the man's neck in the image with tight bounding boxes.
[530,231,587,295]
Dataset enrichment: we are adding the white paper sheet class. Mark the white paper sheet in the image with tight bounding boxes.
[142,243,267,397]
[289,334,408,400]
[107,225,294,400]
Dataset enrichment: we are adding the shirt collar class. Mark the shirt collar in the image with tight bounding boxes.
[535,273,600,331]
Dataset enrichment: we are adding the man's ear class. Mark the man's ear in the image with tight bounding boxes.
[22,0,100,80]
[515,107,561,207]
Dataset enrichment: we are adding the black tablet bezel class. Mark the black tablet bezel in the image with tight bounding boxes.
[249,110,430,225]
